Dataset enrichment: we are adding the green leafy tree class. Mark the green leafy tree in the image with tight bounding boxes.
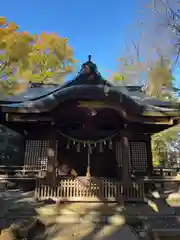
[152,126,179,167]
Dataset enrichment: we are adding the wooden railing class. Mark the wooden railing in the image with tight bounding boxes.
[153,168,179,177]
[1,165,180,202]
[1,165,178,177]
[35,177,144,202]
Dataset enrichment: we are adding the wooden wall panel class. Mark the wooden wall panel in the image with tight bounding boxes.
[115,134,152,176]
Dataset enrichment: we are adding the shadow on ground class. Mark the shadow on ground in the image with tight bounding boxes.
[1,188,180,239]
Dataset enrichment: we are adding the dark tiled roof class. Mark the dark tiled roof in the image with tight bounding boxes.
[3,84,60,103]
[0,58,179,117]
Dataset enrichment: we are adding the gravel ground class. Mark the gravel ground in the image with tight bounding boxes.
[1,189,180,239]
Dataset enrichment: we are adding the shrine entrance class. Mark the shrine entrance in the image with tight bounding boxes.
[53,100,123,179]
[57,134,117,179]
[87,146,117,178]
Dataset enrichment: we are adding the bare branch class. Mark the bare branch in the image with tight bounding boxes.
[132,40,140,63]
[0,61,9,73]
[125,41,134,64]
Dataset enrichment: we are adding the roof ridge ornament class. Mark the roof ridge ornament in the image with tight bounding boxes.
[73,55,105,85]
[88,55,91,62]
[81,55,98,75]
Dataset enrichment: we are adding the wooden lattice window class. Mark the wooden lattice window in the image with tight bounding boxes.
[24,140,58,170]
[129,141,148,173]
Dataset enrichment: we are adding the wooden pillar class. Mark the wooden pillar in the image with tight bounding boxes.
[121,132,132,185]
[46,130,57,185]
[86,145,91,177]
[115,138,123,180]
[146,134,153,176]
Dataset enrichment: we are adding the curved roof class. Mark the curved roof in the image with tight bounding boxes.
[0,57,180,118]
[3,84,60,103]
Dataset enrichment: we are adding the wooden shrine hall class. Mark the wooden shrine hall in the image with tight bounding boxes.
[0,56,180,202]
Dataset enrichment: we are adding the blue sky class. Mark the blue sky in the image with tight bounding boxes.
[1,0,180,86]
[1,0,137,78]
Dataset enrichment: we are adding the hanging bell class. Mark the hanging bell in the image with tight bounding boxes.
[73,141,76,145]
[103,140,106,145]
[94,143,96,147]
[84,143,86,147]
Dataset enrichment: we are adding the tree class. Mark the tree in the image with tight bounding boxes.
[112,42,144,85]
[147,58,174,99]
[114,46,178,166]
[113,1,180,166]
[0,17,77,97]
[135,2,180,166]
[152,126,179,167]
[17,32,76,83]
[0,17,34,96]
[141,0,180,67]
[113,40,178,167]
[112,72,125,85]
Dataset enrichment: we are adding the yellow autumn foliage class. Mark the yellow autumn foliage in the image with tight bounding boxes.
[0,17,77,97]
[0,16,7,26]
